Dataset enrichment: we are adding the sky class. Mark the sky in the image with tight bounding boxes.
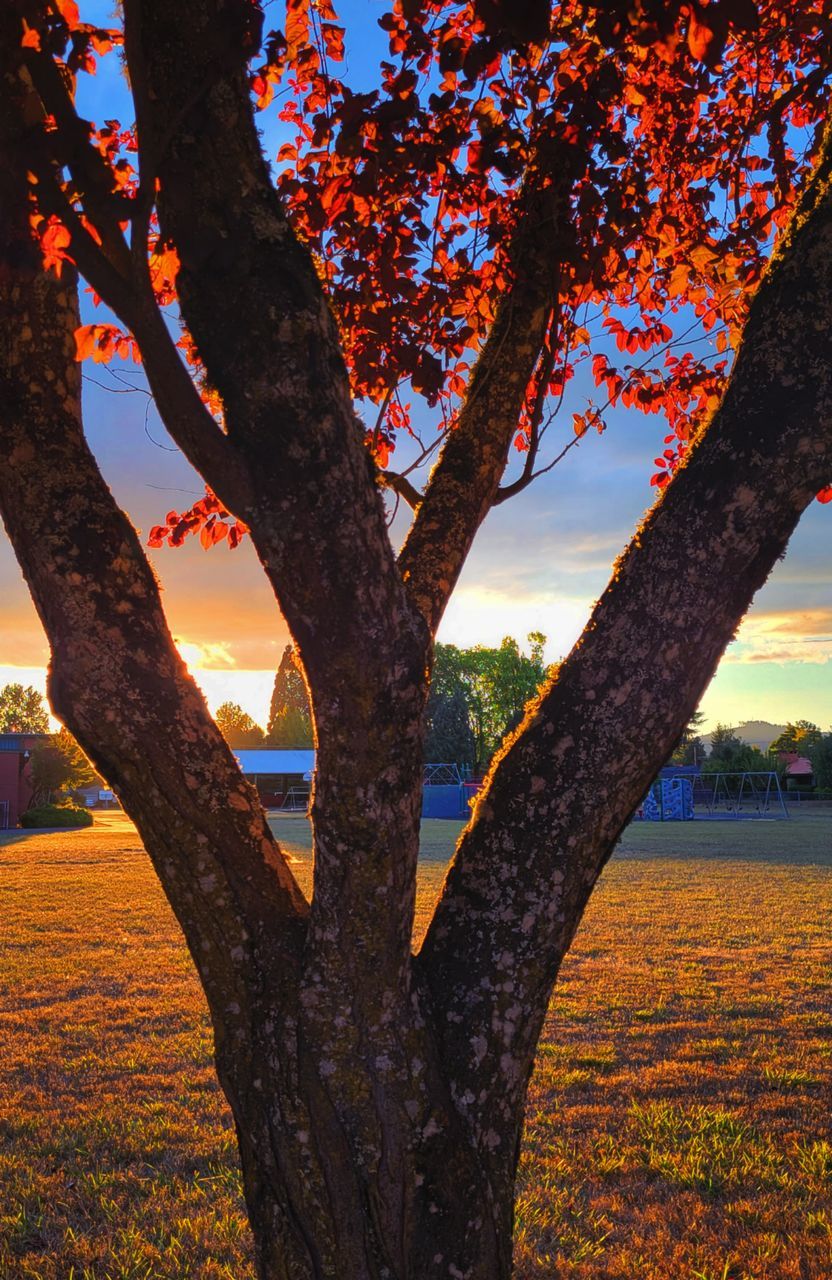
[1,5,830,734]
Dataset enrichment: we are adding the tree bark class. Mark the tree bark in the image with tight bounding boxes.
[418,118,832,1221]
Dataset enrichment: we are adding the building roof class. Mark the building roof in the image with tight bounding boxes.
[234,749,316,775]
[786,756,813,776]
[0,733,52,752]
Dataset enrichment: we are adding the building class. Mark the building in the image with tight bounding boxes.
[234,749,316,809]
[780,752,814,790]
[0,733,51,828]
[76,784,118,808]
[235,751,487,819]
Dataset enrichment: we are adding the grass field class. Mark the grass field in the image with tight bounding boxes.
[1,810,831,1279]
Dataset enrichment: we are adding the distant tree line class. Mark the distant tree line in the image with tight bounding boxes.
[669,711,832,790]
[215,645,314,749]
[7,676,829,796]
[210,636,553,772]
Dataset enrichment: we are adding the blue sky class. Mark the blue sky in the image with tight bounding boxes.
[1,4,830,731]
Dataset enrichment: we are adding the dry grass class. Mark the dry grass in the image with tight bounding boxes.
[1,810,830,1278]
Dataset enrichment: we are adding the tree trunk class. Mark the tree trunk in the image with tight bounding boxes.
[211,998,518,1280]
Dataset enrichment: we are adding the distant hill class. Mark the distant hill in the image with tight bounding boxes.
[701,720,785,753]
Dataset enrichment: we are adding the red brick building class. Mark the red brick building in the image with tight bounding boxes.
[0,733,50,828]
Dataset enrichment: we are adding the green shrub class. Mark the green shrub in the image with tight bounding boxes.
[20,803,93,829]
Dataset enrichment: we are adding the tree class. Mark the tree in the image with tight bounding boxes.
[29,728,98,807]
[704,723,770,774]
[669,709,707,766]
[267,645,313,747]
[215,702,266,749]
[769,720,823,754]
[702,740,767,775]
[428,635,551,773]
[707,722,744,767]
[807,734,832,791]
[0,682,49,733]
[424,687,476,770]
[1,3,831,1277]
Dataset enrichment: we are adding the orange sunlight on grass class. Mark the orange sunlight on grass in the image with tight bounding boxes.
[1,811,830,1278]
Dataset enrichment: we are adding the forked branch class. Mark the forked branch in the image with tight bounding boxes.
[398,141,572,634]
[417,119,832,1201]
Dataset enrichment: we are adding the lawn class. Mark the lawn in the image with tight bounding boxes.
[1,810,830,1279]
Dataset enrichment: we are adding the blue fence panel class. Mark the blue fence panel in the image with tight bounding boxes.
[421,785,467,819]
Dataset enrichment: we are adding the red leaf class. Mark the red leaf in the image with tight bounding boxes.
[38,217,72,276]
[322,22,345,62]
[688,5,728,66]
[56,0,80,26]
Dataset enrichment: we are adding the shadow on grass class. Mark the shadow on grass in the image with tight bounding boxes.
[0,830,41,846]
[616,809,832,866]
[267,810,832,869]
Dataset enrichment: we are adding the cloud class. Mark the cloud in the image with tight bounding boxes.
[174,636,289,671]
[439,585,591,660]
[756,609,832,638]
[723,608,832,666]
[175,640,237,670]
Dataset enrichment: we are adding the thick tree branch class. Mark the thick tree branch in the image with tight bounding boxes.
[397,149,568,634]
[0,86,308,1031]
[11,44,252,512]
[121,1,436,1179]
[417,119,832,1216]
[122,0,426,670]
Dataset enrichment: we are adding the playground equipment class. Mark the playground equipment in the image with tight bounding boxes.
[280,785,310,811]
[423,763,464,786]
[422,763,469,819]
[641,776,694,821]
[639,770,789,821]
[692,770,789,819]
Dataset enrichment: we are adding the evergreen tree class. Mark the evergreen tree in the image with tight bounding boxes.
[267,646,313,747]
[424,688,475,770]
[703,725,766,774]
[670,709,707,765]
[707,723,743,765]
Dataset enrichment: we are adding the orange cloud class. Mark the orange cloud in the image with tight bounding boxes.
[724,608,832,665]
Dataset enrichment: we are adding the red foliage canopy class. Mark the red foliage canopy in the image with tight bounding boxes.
[16,0,832,546]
